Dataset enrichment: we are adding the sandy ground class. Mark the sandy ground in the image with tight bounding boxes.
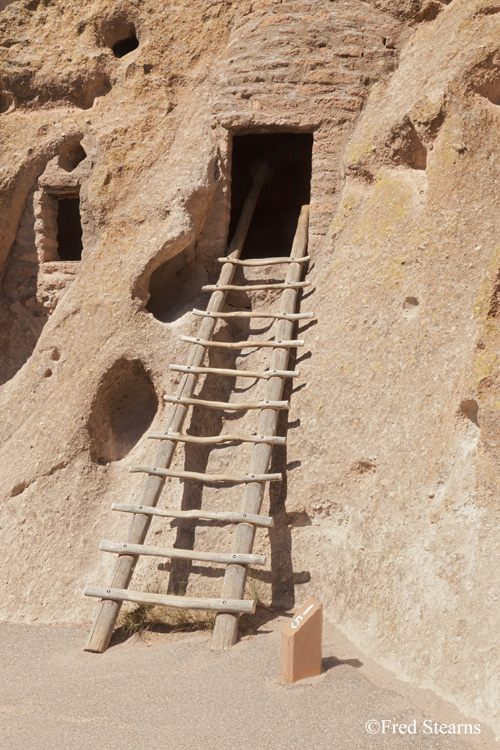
[0,615,497,750]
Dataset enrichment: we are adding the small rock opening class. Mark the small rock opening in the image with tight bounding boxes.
[403,296,419,308]
[229,132,313,259]
[88,359,158,464]
[0,89,13,113]
[402,296,420,318]
[414,1,444,22]
[144,244,207,323]
[477,79,500,107]
[100,14,141,59]
[59,140,86,172]
[112,32,139,58]
[459,399,479,427]
[394,121,427,170]
[56,194,83,261]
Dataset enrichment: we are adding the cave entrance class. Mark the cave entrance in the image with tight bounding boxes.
[228,133,313,259]
[112,32,139,58]
[56,194,83,261]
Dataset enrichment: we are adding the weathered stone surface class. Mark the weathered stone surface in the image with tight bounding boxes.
[0,0,499,741]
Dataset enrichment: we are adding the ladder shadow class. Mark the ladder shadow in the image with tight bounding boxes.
[166,287,312,620]
[265,282,313,614]
[267,368,301,610]
[167,323,243,595]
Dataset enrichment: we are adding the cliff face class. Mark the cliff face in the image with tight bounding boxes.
[1,0,499,738]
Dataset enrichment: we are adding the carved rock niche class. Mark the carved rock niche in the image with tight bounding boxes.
[34,141,88,312]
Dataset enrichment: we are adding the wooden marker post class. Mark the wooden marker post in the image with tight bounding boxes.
[281,598,323,682]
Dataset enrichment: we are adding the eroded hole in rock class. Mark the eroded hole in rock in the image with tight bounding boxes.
[10,482,27,498]
[0,90,13,113]
[59,140,86,171]
[459,399,479,427]
[477,79,500,106]
[403,296,419,308]
[414,1,444,23]
[403,296,420,318]
[351,457,377,474]
[488,273,500,316]
[101,14,140,58]
[475,4,500,15]
[56,195,83,261]
[229,132,313,259]
[394,121,427,170]
[145,246,207,323]
[88,359,158,463]
[112,32,139,58]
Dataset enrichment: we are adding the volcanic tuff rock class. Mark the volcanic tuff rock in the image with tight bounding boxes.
[1,0,499,740]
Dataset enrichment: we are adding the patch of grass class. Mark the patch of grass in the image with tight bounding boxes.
[118,603,215,637]
[120,603,157,636]
[245,568,270,610]
[247,578,264,608]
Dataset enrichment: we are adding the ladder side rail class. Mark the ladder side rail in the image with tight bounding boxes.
[84,164,269,653]
[211,204,310,651]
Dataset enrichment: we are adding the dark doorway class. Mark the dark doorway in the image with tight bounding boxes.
[229,133,313,259]
[56,196,83,261]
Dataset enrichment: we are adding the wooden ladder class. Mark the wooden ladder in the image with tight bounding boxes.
[84,166,313,653]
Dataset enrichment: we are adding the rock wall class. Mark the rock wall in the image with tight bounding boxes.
[0,0,499,739]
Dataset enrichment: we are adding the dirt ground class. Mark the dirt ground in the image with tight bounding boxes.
[0,614,497,750]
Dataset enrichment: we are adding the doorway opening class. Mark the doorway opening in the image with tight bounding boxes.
[56,194,83,261]
[228,133,313,259]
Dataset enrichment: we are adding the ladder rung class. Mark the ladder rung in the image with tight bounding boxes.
[169,364,299,378]
[147,431,286,445]
[180,335,304,349]
[100,540,266,566]
[192,308,314,320]
[111,504,275,528]
[217,255,311,267]
[84,586,256,614]
[202,281,310,292]
[164,394,289,410]
[129,465,282,483]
